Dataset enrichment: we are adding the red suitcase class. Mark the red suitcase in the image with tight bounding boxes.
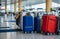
[42,14,58,34]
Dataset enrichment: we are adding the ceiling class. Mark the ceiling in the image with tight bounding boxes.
[1,0,60,7]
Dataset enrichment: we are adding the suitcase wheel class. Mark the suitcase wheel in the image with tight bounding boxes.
[23,32,27,34]
[44,33,50,35]
[35,31,41,33]
[23,31,33,34]
[55,32,60,35]
[55,31,60,35]
[43,32,55,35]
[31,31,34,33]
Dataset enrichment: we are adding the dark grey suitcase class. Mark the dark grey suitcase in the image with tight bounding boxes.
[56,12,60,35]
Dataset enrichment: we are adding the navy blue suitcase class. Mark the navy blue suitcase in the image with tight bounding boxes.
[34,13,42,33]
[23,16,34,33]
[34,17,40,32]
[34,17,41,33]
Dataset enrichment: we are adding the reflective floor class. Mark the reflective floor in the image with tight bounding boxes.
[0,14,60,39]
[0,14,17,30]
[0,32,60,39]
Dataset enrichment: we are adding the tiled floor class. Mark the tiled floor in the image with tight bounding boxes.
[0,32,60,39]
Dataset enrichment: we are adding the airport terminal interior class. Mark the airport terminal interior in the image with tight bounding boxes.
[0,0,60,39]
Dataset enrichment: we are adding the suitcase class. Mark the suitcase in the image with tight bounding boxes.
[42,14,58,35]
[56,15,60,35]
[23,15,34,33]
[34,13,42,33]
[34,17,41,33]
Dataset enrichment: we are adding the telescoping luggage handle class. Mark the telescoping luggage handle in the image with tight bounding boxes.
[50,9,58,16]
[37,8,43,15]
[25,12,34,17]
[45,8,58,16]
[37,8,43,12]
[25,12,31,16]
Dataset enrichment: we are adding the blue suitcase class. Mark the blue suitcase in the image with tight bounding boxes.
[23,15,34,33]
[34,13,42,33]
[34,17,41,33]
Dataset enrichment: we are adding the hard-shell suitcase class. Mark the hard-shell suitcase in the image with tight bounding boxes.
[42,14,58,34]
[23,15,34,33]
[34,13,42,33]
[34,17,40,32]
[56,16,60,35]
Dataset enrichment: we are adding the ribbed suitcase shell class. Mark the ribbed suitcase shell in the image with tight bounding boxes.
[42,14,58,33]
[58,17,60,30]
[23,16,34,32]
[34,17,41,32]
[34,12,42,32]
[56,17,60,33]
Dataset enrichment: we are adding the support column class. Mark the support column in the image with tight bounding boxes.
[14,0,16,14]
[18,0,22,13]
[5,0,7,14]
[46,0,52,13]
[15,0,22,19]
